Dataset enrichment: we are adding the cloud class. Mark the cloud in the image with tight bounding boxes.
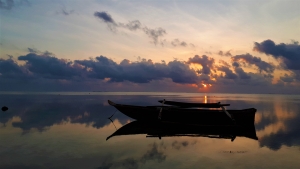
[234,67,251,79]
[18,52,83,79]
[188,55,215,75]
[257,102,300,150]
[171,39,187,47]
[0,0,14,10]
[218,50,232,57]
[94,11,118,32]
[94,11,166,45]
[1,50,200,85]
[0,0,30,10]
[27,47,37,53]
[254,39,300,82]
[94,11,116,24]
[231,61,251,79]
[232,53,275,73]
[217,65,238,79]
[140,143,166,163]
[0,94,134,132]
[254,40,300,70]
[97,142,166,169]
[1,47,300,93]
[232,61,239,67]
[0,58,28,79]
[142,27,167,45]
[93,11,198,46]
[171,141,190,150]
[119,20,142,31]
[75,56,198,84]
[280,73,300,83]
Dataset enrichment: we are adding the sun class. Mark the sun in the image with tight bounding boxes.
[201,83,212,88]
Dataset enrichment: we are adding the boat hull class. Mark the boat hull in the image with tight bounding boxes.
[108,100,256,126]
[107,120,258,141]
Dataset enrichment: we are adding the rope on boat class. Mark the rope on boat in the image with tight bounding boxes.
[108,110,118,130]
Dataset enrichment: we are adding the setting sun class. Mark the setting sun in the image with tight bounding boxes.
[201,83,212,88]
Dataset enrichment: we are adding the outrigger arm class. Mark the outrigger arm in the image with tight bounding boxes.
[158,99,165,120]
[221,105,235,123]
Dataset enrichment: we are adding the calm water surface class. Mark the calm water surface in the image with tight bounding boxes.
[0,93,300,169]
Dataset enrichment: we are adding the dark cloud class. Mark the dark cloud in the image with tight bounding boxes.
[2,48,300,93]
[0,94,134,132]
[218,50,232,57]
[232,61,239,67]
[76,56,198,84]
[254,39,300,82]
[254,40,300,70]
[217,65,238,79]
[219,60,230,67]
[94,11,167,45]
[0,0,30,10]
[231,61,251,79]
[280,73,295,83]
[188,55,215,75]
[94,11,116,24]
[18,53,83,79]
[171,39,187,47]
[27,47,38,53]
[1,51,199,85]
[93,11,197,46]
[119,20,142,31]
[258,103,300,150]
[232,53,275,73]
[0,58,21,74]
[0,0,14,10]
[234,67,251,79]
[0,58,28,78]
[142,27,166,45]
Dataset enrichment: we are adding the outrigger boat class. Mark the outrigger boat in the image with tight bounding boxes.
[106,120,258,141]
[107,100,256,126]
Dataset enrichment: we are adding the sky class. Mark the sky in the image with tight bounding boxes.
[0,0,300,93]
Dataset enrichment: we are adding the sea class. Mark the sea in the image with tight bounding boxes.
[0,92,300,169]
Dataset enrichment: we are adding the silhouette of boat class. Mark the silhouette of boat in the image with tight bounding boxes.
[108,100,256,126]
[106,120,258,141]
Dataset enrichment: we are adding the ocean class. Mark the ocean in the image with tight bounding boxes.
[0,92,300,169]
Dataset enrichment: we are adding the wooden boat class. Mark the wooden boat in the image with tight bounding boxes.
[158,100,230,108]
[106,120,258,141]
[108,100,256,126]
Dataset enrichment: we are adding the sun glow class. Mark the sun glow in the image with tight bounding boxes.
[201,83,212,88]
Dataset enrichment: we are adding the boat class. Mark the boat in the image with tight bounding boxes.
[107,100,256,126]
[158,100,230,108]
[106,120,258,141]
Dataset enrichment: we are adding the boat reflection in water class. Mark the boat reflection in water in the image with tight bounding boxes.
[106,120,258,142]
[107,100,258,142]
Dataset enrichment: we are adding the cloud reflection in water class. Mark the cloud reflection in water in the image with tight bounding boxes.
[0,93,300,168]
